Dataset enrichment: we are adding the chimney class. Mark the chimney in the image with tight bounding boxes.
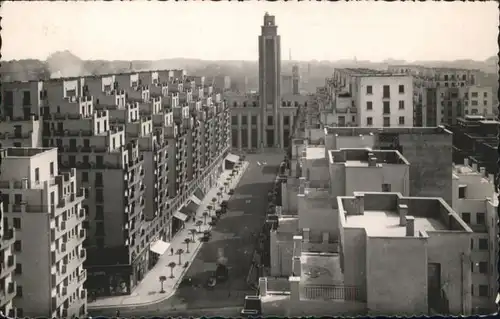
[302,228,310,243]
[293,235,303,257]
[355,193,365,215]
[464,158,469,166]
[399,204,408,226]
[479,167,486,177]
[472,162,477,171]
[368,156,377,167]
[406,216,415,237]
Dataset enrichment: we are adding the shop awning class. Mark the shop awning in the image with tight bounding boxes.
[180,200,200,215]
[225,153,240,164]
[150,240,170,255]
[195,187,205,200]
[190,194,202,206]
[173,211,188,222]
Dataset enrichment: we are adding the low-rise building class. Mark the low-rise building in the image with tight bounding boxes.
[261,192,473,316]
[0,148,87,318]
[452,160,498,313]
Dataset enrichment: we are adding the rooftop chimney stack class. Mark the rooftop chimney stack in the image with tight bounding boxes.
[399,204,408,226]
[406,216,415,237]
[479,167,486,177]
[355,193,365,215]
[368,156,377,167]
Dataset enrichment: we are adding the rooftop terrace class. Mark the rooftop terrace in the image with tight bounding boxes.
[338,192,472,238]
[325,126,451,136]
[2,147,54,158]
[328,148,409,166]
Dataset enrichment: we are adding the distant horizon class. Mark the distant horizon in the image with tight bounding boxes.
[2,2,497,62]
[4,51,497,64]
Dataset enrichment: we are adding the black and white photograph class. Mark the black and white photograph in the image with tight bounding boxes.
[0,1,498,318]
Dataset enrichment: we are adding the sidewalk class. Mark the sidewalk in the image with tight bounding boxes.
[88,160,249,310]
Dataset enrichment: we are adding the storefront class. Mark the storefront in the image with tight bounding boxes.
[171,211,188,237]
[85,265,133,297]
[131,248,149,289]
[224,153,240,170]
[148,238,171,269]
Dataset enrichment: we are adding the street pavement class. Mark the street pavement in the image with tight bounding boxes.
[89,153,285,317]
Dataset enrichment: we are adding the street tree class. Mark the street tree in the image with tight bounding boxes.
[202,211,209,224]
[167,262,176,278]
[176,248,185,265]
[189,228,197,241]
[159,275,167,293]
[184,238,192,253]
[195,220,203,232]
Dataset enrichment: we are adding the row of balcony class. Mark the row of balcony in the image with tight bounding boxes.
[0,254,15,279]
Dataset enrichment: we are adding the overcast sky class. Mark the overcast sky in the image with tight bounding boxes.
[2,1,497,62]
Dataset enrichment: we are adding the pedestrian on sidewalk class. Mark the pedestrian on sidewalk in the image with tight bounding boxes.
[170,247,174,256]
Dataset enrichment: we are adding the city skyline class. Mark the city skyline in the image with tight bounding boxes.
[2,1,497,62]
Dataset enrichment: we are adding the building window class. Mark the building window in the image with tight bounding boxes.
[95,205,104,221]
[35,168,40,184]
[241,116,247,125]
[13,218,21,229]
[470,238,474,250]
[16,285,23,297]
[483,92,488,98]
[82,172,89,183]
[458,185,466,198]
[251,116,257,125]
[14,194,22,205]
[366,101,373,110]
[478,238,488,250]
[22,92,31,106]
[282,116,289,126]
[366,85,373,95]
[461,212,470,223]
[231,116,237,125]
[4,91,14,107]
[476,212,485,224]
[478,262,487,274]
[366,117,373,126]
[398,117,405,125]
[383,117,390,127]
[95,172,103,187]
[15,263,22,275]
[382,184,391,192]
[14,240,22,252]
[471,100,478,106]
[96,189,104,203]
[398,100,405,110]
[398,85,405,94]
[483,100,488,106]
[267,116,273,126]
[383,102,390,114]
[383,85,390,98]
[478,285,489,297]
[471,92,478,98]
[49,162,54,176]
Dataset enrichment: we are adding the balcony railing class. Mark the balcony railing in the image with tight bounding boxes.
[301,285,364,302]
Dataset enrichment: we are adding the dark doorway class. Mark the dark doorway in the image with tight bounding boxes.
[266,129,274,147]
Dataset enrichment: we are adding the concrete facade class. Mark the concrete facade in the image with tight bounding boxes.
[0,189,16,317]
[451,160,498,313]
[324,126,453,205]
[329,68,414,128]
[0,148,87,318]
[338,192,473,315]
[0,69,231,309]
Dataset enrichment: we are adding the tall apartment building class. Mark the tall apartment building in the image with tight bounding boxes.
[0,178,16,318]
[0,148,87,318]
[0,68,232,299]
[330,68,414,127]
[452,160,498,313]
[387,66,492,126]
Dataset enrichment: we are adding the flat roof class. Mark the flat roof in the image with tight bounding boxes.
[344,210,447,237]
[300,253,344,286]
[2,147,54,158]
[325,126,452,136]
[329,148,409,165]
[306,147,325,160]
[336,68,408,77]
